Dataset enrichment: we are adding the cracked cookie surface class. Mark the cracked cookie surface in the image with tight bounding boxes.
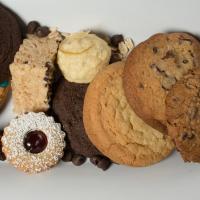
[166,68,200,162]
[83,62,174,167]
[123,33,200,130]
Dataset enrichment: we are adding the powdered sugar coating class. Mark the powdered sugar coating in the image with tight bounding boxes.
[2,112,65,173]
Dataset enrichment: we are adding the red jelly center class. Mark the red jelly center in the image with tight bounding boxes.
[23,130,48,154]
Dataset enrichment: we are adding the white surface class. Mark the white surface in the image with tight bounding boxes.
[0,0,200,199]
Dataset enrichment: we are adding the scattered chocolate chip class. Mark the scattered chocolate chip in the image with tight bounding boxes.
[110,53,121,64]
[97,157,111,171]
[183,59,188,64]
[90,155,102,166]
[153,47,158,54]
[62,151,73,162]
[182,132,195,140]
[27,21,40,34]
[36,26,50,37]
[162,50,175,60]
[72,154,86,166]
[111,34,124,47]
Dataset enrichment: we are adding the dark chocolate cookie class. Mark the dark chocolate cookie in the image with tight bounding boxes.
[52,78,111,170]
[0,4,22,82]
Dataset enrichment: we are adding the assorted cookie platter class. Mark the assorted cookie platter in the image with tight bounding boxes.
[0,3,200,174]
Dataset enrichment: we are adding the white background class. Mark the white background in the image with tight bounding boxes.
[0,0,200,199]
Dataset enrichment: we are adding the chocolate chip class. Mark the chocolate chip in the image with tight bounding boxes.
[23,61,28,64]
[179,37,192,45]
[27,21,40,34]
[72,154,86,166]
[36,26,50,37]
[97,157,111,170]
[153,47,158,54]
[138,82,144,89]
[182,132,195,140]
[111,34,124,47]
[90,155,102,166]
[149,63,157,69]
[183,59,188,64]
[62,151,73,162]
[110,53,121,64]
[162,50,175,60]
[188,50,194,57]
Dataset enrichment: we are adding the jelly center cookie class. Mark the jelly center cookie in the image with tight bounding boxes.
[2,112,65,173]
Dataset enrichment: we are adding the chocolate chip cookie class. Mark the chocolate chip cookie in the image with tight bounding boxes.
[52,78,111,170]
[84,62,174,167]
[166,68,200,162]
[0,4,22,83]
[123,33,200,130]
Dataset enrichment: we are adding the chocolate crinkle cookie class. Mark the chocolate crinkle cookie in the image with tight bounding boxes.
[52,78,112,170]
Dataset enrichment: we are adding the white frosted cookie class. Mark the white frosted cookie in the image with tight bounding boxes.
[57,32,111,83]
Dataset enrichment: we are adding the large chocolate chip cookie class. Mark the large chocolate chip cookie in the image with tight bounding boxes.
[123,33,200,130]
